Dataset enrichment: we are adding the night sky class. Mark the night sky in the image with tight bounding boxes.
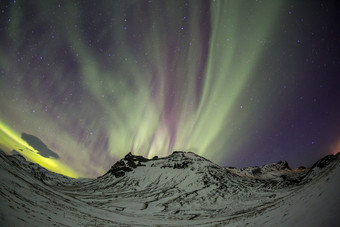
[0,0,340,178]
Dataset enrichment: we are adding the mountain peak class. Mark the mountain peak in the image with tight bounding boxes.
[103,152,149,177]
[276,160,291,170]
[123,152,149,162]
[104,151,212,178]
[311,153,339,169]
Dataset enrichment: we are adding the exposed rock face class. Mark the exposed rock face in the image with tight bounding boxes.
[311,154,339,169]
[277,160,291,170]
[104,152,149,177]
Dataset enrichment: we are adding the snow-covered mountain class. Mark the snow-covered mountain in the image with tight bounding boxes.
[0,149,339,226]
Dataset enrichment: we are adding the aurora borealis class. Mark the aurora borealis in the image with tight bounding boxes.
[0,0,339,178]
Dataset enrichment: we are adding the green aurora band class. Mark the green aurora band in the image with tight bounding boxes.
[0,1,282,177]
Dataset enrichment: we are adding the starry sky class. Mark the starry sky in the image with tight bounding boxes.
[0,0,340,178]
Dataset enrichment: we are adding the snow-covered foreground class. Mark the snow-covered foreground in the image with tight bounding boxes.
[0,150,339,226]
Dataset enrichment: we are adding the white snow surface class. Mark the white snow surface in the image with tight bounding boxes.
[0,150,339,226]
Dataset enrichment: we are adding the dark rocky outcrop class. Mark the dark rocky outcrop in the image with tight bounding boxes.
[276,160,291,170]
[311,154,339,169]
[104,152,149,177]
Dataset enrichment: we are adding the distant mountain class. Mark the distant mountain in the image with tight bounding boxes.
[0,149,339,226]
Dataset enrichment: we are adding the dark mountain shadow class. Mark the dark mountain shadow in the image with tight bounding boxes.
[21,133,60,159]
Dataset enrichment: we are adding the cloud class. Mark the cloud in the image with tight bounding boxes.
[21,133,60,159]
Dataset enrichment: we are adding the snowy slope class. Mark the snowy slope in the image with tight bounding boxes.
[0,149,339,226]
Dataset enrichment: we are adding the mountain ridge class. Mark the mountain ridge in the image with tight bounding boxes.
[0,149,339,226]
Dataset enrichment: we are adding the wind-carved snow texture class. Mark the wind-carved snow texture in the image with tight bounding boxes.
[0,150,339,226]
